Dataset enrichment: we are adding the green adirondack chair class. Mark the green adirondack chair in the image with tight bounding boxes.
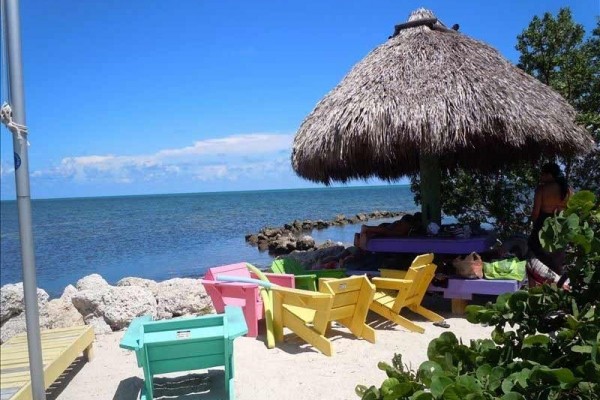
[270,258,346,291]
[120,306,247,400]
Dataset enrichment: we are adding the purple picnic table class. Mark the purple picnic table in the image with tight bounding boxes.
[365,234,497,254]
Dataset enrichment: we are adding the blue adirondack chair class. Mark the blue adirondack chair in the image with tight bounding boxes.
[120,306,248,400]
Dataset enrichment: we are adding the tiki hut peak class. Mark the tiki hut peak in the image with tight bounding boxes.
[291,8,593,223]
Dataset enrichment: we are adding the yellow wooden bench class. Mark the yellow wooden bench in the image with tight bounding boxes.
[1,325,94,400]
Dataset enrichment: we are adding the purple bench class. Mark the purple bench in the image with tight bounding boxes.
[427,278,523,314]
[365,235,496,254]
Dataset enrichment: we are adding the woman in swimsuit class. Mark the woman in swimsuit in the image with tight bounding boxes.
[528,162,572,272]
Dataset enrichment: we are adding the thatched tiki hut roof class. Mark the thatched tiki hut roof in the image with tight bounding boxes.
[292,8,593,184]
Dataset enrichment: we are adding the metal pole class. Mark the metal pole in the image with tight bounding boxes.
[2,0,47,398]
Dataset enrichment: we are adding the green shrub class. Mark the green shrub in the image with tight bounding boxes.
[356,191,600,399]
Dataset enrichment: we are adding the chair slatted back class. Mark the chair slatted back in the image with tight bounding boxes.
[271,258,304,275]
[141,314,228,376]
[392,254,436,312]
[205,263,251,281]
[320,275,375,332]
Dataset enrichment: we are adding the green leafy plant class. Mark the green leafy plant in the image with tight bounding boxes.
[356,191,600,399]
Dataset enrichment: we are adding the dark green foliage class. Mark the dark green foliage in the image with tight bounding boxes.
[410,166,538,237]
[516,10,600,192]
[356,192,600,399]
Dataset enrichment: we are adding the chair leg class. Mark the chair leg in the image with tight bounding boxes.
[358,324,376,343]
[409,305,444,322]
[370,304,425,334]
[225,354,232,400]
[243,300,259,337]
[338,317,376,343]
[144,375,154,400]
[285,313,334,356]
[83,343,94,361]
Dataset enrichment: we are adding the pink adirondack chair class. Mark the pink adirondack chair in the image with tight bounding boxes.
[201,263,295,337]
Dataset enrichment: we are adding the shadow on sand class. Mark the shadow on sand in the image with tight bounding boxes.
[113,369,228,400]
[46,356,87,400]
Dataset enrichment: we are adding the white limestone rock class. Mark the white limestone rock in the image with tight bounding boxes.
[116,277,160,296]
[0,283,49,324]
[75,274,110,291]
[0,313,27,344]
[72,284,156,331]
[60,284,79,303]
[155,278,213,319]
[84,315,112,334]
[42,298,84,330]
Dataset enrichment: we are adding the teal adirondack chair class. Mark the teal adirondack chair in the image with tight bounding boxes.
[270,258,346,291]
[120,306,247,400]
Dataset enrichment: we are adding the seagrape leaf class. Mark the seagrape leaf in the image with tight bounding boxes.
[427,332,459,360]
[384,382,414,399]
[441,384,471,400]
[516,369,531,389]
[566,190,596,217]
[476,364,492,380]
[500,393,526,400]
[381,377,400,397]
[418,361,443,386]
[456,375,482,393]
[410,391,434,400]
[430,375,453,398]
[491,328,507,344]
[501,377,515,394]
[378,361,392,371]
[489,367,506,391]
[532,367,578,386]
[571,345,593,353]
[522,334,550,348]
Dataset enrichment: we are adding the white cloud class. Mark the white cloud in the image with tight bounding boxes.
[0,162,14,178]
[30,133,294,184]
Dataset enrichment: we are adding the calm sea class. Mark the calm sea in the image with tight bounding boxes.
[1,185,418,297]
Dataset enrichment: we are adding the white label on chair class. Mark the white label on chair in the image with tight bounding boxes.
[176,330,191,339]
[339,283,347,290]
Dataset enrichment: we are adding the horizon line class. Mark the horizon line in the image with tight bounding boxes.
[0,183,411,202]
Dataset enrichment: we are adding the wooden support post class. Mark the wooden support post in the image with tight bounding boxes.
[84,343,95,361]
[419,153,442,227]
[451,299,468,315]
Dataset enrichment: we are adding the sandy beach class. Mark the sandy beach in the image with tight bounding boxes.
[50,298,492,400]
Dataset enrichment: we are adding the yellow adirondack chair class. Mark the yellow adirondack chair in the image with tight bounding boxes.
[370,253,443,333]
[271,275,375,356]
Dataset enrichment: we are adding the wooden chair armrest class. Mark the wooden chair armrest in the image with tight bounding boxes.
[371,277,413,291]
[379,269,408,279]
[120,315,152,350]
[293,273,317,280]
[225,306,249,339]
[201,279,257,289]
[271,286,332,310]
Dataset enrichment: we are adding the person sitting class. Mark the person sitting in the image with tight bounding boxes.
[527,257,570,291]
[528,162,572,274]
[355,213,420,250]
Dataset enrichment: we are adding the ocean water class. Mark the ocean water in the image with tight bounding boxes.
[1,185,418,297]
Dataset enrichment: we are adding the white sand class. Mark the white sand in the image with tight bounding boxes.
[53,305,492,400]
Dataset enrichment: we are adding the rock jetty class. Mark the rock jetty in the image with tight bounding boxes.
[245,210,404,255]
[0,275,213,343]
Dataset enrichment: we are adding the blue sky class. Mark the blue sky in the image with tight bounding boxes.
[0,0,597,200]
